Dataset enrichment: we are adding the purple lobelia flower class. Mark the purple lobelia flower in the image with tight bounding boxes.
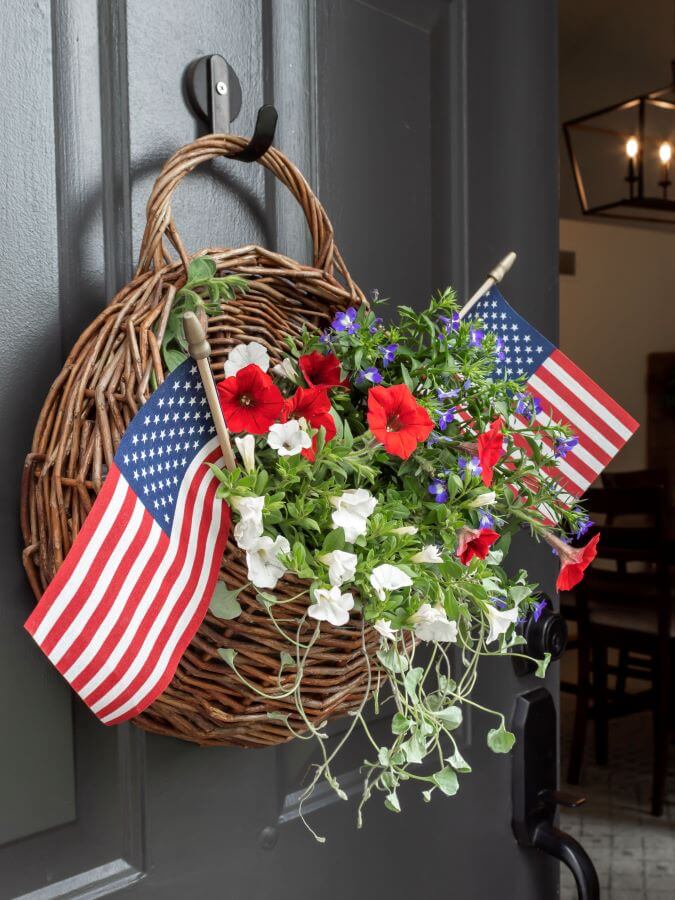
[573,512,592,540]
[532,597,548,622]
[332,307,359,333]
[437,386,460,401]
[494,337,506,363]
[491,597,508,610]
[428,478,449,503]
[554,435,579,459]
[380,343,398,367]
[458,455,483,478]
[478,508,495,529]
[438,312,460,337]
[356,367,382,385]
[369,316,384,334]
[437,407,457,432]
[514,392,530,416]
[469,328,484,348]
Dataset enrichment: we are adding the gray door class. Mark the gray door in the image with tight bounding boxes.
[1,1,561,898]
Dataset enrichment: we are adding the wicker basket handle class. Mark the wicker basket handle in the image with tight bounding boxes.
[136,134,357,294]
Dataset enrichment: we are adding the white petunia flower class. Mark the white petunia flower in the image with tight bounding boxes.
[224,341,270,378]
[374,618,398,641]
[411,603,458,643]
[270,357,297,382]
[234,434,256,473]
[329,488,377,543]
[369,564,413,601]
[267,420,312,457]
[468,491,497,508]
[231,495,264,549]
[319,549,358,587]
[411,545,443,564]
[308,586,354,627]
[485,604,520,645]
[245,535,290,589]
[392,525,418,536]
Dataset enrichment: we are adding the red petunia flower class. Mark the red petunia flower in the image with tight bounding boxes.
[556,532,600,591]
[456,526,500,565]
[217,364,283,434]
[477,417,505,487]
[299,351,348,389]
[367,384,434,460]
[282,386,336,461]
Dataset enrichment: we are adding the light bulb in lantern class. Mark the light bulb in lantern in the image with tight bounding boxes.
[659,141,672,164]
[625,137,639,159]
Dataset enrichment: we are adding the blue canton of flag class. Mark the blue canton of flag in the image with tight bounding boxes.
[116,361,218,532]
[464,288,639,499]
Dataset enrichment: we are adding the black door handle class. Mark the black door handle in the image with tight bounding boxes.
[532,821,600,900]
[511,688,600,900]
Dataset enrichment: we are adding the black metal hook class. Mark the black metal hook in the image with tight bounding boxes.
[184,54,277,162]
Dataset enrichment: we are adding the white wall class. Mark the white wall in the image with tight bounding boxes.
[559,217,675,471]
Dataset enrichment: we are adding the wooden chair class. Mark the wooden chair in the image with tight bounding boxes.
[566,484,673,816]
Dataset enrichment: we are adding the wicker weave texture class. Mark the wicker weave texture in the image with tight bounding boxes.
[21,135,374,747]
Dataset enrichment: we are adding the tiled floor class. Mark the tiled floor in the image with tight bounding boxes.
[559,693,675,900]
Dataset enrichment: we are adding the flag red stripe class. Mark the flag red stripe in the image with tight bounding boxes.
[84,448,221,712]
[24,466,121,637]
[39,483,137,657]
[103,478,229,722]
[95,466,222,720]
[55,509,155,677]
[550,349,639,434]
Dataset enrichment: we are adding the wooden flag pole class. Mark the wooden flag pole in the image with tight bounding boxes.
[183,312,237,472]
[458,251,517,319]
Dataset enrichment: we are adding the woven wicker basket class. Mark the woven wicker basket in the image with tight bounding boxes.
[21,135,380,747]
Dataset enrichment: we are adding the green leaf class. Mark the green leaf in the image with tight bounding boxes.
[432,767,459,797]
[391,712,411,735]
[187,256,217,283]
[164,347,188,372]
[487,723,516,754]
[279,651,295,670]
[436,706,463,730]
[217,648,237,667]
[535,652,551,679]
[509,584,532,605]
[401,730,426,765]
[384,792,401,813]
[322,528,346,553]
[267,711,289,723]
[378,747,391,767]
[209,582,243,619]
[422,789,434,803]
[446,749,472,773]
[403,666,424,699]
[377,647,409,674]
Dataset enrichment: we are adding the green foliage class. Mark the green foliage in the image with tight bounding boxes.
[211,285,584,839]
[209,582,243,620]
[159,255,248,371]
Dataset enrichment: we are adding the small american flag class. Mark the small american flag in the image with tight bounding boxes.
[25,360,231,724]
[465,288,639,499]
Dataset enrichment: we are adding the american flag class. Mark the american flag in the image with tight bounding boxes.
[25,361,231,724]
[464,288,639,499]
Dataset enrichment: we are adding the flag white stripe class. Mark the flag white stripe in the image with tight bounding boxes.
[543,357,633,442]
[529,373,620,457]
[48,498,146,665]
[32,478,129,645]
[63,519,164,683]
[79,439,219,701]
[102,490,223,722]
[90,446,221,712]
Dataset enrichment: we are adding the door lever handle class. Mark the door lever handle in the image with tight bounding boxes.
[532,821,600,900]
[512,689,600,900]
